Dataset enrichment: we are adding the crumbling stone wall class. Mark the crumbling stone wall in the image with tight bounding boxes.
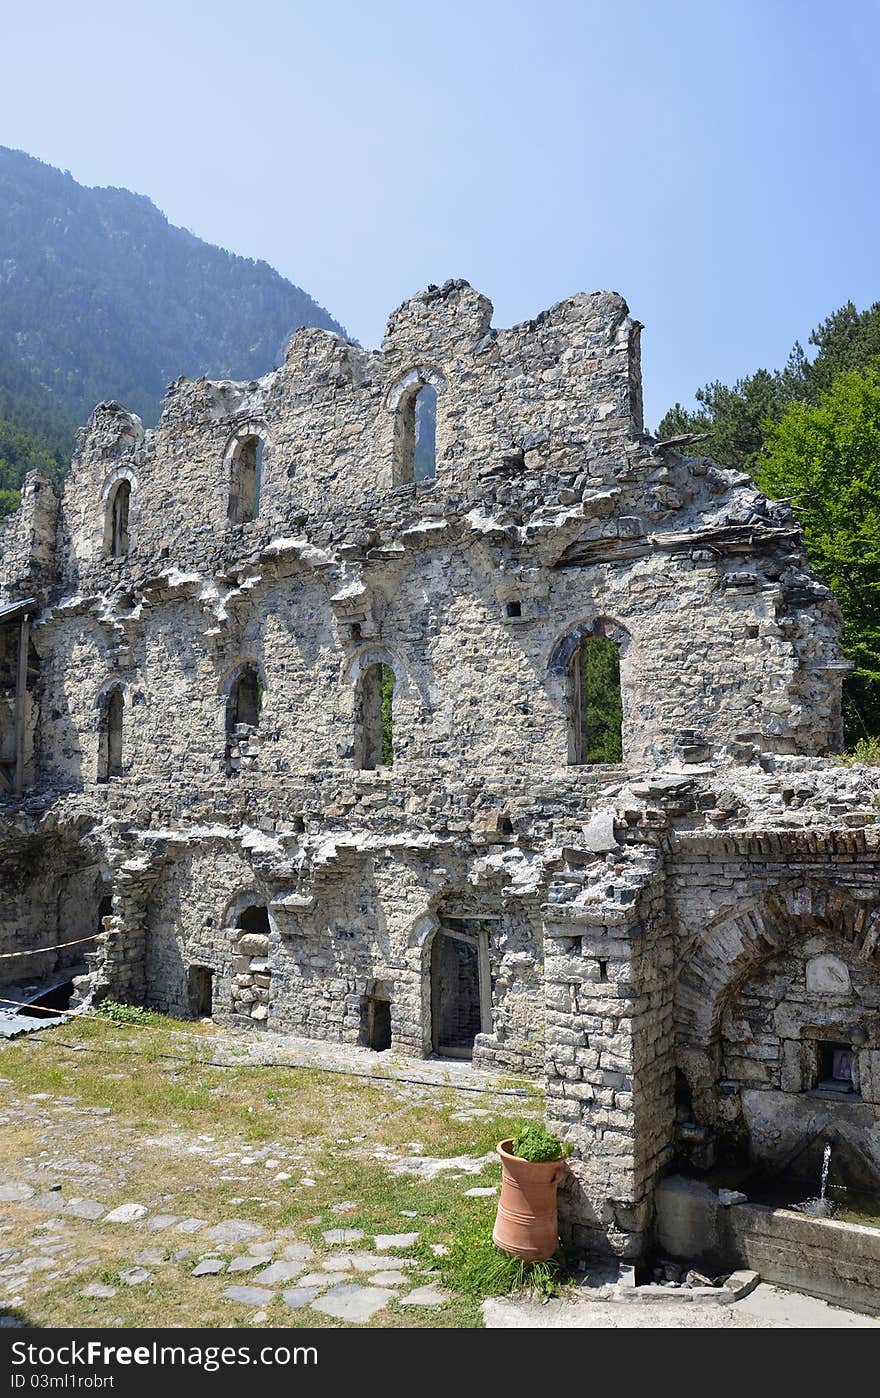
[1,278,876,1258]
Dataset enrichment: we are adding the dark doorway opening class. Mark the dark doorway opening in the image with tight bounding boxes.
[188,965,214,1019]
[431,923,487,1058]
[362,996,391,1052]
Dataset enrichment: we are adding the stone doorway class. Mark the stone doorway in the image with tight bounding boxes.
[362,995,392,1052]
[430,920,491,1058]
[188,964,213,1019]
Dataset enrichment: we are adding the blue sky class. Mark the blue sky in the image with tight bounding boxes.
[1,0,878,427]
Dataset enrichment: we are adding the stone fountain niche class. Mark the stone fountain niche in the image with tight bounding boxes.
[718,941,880,1203]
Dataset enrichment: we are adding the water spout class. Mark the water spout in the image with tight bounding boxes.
[793,1141,836,1217]
[820,1142,832,1202]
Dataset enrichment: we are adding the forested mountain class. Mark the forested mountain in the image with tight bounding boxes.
[0,145,346,515]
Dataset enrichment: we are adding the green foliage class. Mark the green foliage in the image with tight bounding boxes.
[510,1122,570,1162]
[803,302,880,397]
[842,737,880,767]
[437,1222,563,1299]
[581,635,623,763]
[380,663,395,766]
[660,299,880,742]
[656,300,880,473]
[0,409,72,520]
[0,486,21,518]
[93,999,157,1026]
[756,367,880,742]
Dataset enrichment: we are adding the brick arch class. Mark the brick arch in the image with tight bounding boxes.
[677,881,880,1054]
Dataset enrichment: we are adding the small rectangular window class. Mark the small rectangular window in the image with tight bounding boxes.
[814,1040,855,1093]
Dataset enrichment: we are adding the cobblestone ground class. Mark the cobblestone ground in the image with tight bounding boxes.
[0,1017,539,1329]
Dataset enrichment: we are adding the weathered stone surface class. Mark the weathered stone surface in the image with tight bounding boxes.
[582,810,619,854]
[281,1242,315,1261]
[192,1259,226,1276]
[65,1199,107,1221]
[0,1184,34,1202]
[399,1285,450,1306]
[805,954,851,996]
[252,1261,304,1285]
[282,1286,321,1310]
[203,1220,265,1245]
[374,1232,419,1251]
[222,1285,275,1307]
[146,1215,183,1232]
[103,1204,147,1224]
[310,1283,393,1323]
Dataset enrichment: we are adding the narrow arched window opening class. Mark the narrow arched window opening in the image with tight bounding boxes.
[357,662,395,769]
[105,480,131,557]
[228,436,263,524]
[97,687,124,782]
[412,384,436,482]
[227,665,262,735]
[224,664,263,776]
[569,634,622,764]
[395,383,436,484]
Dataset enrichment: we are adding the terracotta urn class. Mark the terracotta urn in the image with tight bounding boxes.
[492,1138,567,1262]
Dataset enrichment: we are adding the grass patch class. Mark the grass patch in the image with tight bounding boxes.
[433,1221,564,1299]
[842,736,880,767]
[0,1015,543,1329]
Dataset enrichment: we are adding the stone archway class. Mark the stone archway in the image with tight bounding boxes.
[675,880,880,1178]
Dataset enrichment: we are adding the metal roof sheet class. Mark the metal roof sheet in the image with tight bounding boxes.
[2,974,76,1007]
[0,1010,68,1039]
[0,597,37,624]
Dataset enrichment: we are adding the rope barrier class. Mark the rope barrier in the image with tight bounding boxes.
[0,994,531,1096]
[0,994,79,1017]
[0,932,101,960]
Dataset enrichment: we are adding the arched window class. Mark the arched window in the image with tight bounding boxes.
[356,662,395,769]
[228,435,263,524]
[390,371,440,484]
[569,633,623,764]
[97,686,124,782]
[103,478,132,557]
[410,384,437,483]
[227,664,262,736]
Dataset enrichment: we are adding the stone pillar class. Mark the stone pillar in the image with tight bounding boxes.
[543,844,675,1258]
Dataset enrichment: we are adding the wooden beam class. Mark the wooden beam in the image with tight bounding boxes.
[13,614,29,795]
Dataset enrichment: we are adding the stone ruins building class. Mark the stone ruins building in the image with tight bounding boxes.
[2,279,879,1258]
